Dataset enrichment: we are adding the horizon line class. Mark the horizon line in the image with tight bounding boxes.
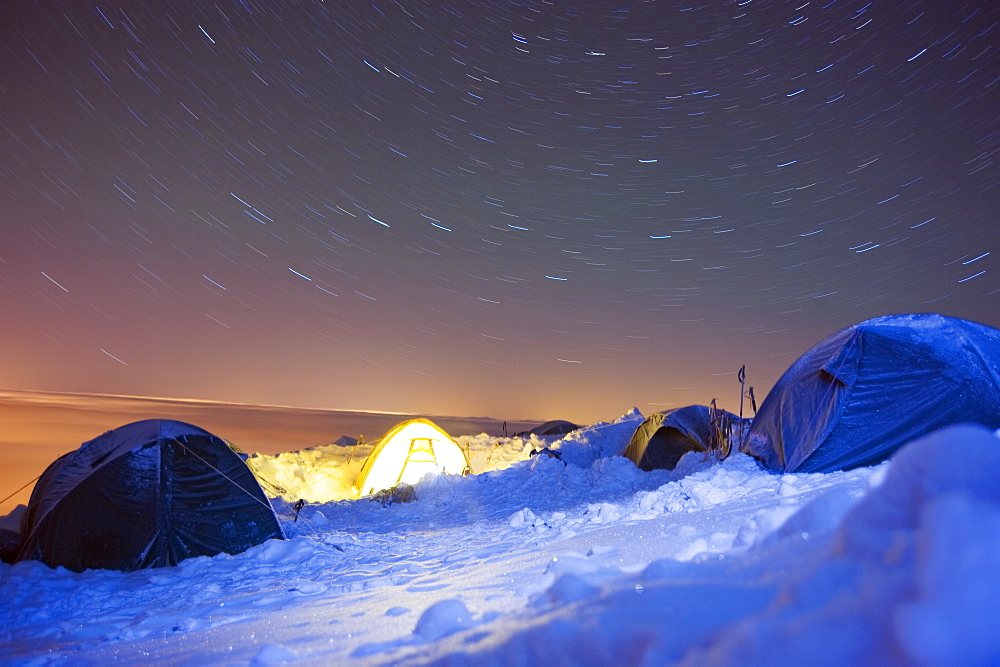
[0,387,544,425]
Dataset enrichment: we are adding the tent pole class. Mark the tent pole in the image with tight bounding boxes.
[347,435,364,466]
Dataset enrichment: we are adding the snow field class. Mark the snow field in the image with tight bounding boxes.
[2,413,999,665]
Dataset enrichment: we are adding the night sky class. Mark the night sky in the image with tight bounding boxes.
[2,0,997,425]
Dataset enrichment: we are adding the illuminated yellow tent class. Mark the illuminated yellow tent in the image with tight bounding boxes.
[355,419,469,496]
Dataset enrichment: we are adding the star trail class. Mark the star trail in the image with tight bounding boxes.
[1,0,997,423]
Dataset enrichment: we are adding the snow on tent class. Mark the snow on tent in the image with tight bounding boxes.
[15,419,284,572]
[519,420,580,437]
[623,405,739,471]
[740,313,1000,473]
[355,419,469,496]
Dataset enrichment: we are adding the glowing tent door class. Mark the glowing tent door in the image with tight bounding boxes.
[395,438,438,487]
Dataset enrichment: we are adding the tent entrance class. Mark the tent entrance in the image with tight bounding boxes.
[396,438,439,487]
[643,427,697,471]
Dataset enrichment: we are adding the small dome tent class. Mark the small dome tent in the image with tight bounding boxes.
[519,420,580,437]
[355,419,469,496]
[624,405,739,471]
[740,313,1000,473]
[16,419,284,572]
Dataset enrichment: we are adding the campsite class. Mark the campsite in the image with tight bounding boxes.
[2,313,999,664]
[4,0,997,660]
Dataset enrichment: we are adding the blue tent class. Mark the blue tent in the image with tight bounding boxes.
[740,314,1000,472]
[15,420,284,572]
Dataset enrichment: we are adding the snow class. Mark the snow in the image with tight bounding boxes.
[2,411,999,665]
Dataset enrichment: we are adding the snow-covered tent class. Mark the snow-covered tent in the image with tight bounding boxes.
[623,405,739,471]
[740,313,1000,473]
[15,419,284,572]
[355,419,469,496]
[518,420,580,437]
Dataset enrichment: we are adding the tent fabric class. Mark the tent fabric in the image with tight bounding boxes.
[355,419,468,496]
[740,313,1000,473]
[16,419,284,572]
[624,405,738,471]
[520,420,580,437]
[0,528,22,564]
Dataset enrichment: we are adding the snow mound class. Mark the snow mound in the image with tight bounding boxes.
[415,599,474,641]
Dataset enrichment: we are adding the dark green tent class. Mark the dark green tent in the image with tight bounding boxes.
[624,405,739,471]
[16,419,284,572]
